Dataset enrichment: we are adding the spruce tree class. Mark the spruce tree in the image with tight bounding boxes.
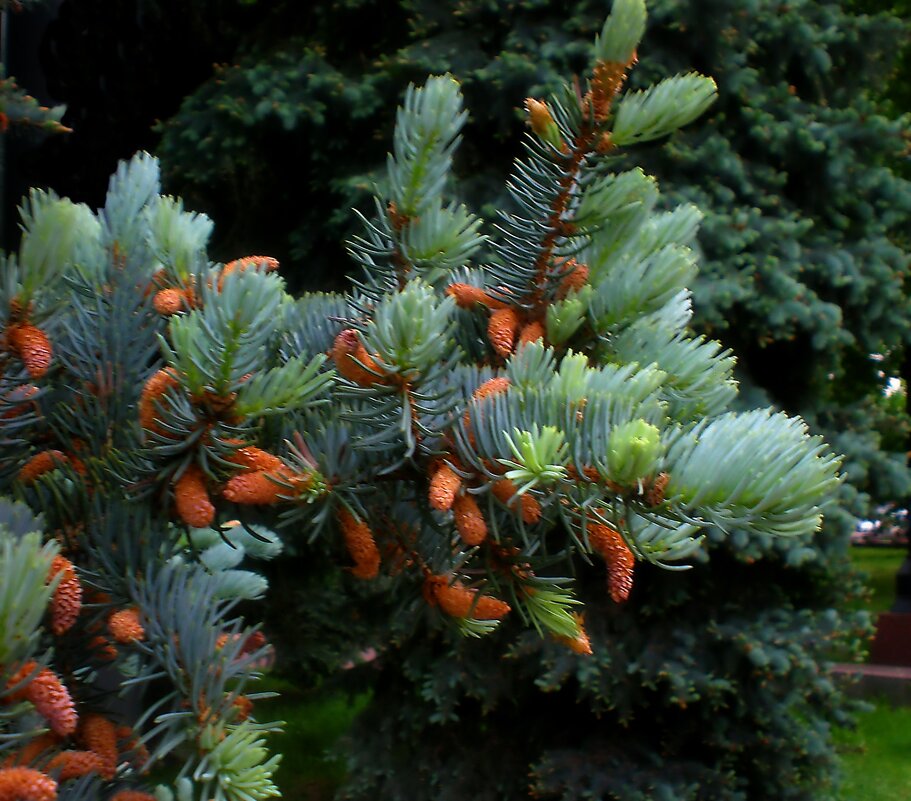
[0,1,856,799]
[152,0,911,523]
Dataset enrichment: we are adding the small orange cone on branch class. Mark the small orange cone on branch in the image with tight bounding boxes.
[8,324,52,379]
[337,508,381,580]
[518,321,545,346]
[445,283,507,310]
[47,555,82,636]
[139,369,179,433]
[46,750,105,781]
[18,451,67,484]
[555,259,590,298]
[588,522,635,603]
[330,329,384,386]
[553,613,593,656]
[77,714,118,780]
[173,464,215,529]
[424,575,510,620]
[6,662,77,737]
[219,255,279,290]
[428,462,462,512]
[491,478,541,524]
[152,287,190,316]
[108,607,145,644]
[0,767,58,801]
[452,493,488,546]
[487,307,521,358]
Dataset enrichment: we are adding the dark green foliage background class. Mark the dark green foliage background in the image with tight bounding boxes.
[16,0,911,798]
[337,536,866,801]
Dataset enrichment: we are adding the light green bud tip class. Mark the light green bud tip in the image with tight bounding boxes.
[596,0,647,65]
[606,419,662,485]
[545,295,587,345]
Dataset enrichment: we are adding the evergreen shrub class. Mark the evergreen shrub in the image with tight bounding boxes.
[0,1,859,800]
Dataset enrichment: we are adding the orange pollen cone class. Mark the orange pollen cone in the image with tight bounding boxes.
[8,324,52,379]
[491,478,541,524]
[0,767,58,801]
[139,369,179,433]
[472,377,511,402]
[452,493,488,546]
[337,508,380,580]
[487,307,521,358]
[6,662,77,737]
[445,283,507,310]
[226,446,285,473]
[152,288,186,316]
[18,450,68,484]
[77,714,118,779]
[108,607,145,644]
[47,555,82,636]
[219,255,280,289]
[46,750,105,781]
[223,468,311,505]
[588,523,635,603]
[424,575,510,620]
[173,464,215,528]
[518,321,545,346]
[556,259,590,298]
[330,329,384,386]
[428,463,462,512]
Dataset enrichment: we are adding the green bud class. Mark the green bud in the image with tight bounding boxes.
[606,419,663,485]
[611,73,718,147]
[546,294,587,345]
[595,0,647,65]
[500,424,569,494]
[19,192,103,296]
[525,98,564,151]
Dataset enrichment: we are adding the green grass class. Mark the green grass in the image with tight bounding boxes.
[254,677,368,800]
[850,546,905,615]
[837,698,911,800]
[838,548,910,800]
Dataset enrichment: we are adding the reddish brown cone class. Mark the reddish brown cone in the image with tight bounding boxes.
[77,714,118,780]
[452,493,488,546]
[8,324,52,378]
[0,767,57,801]
[588,523,635,603]
[139,369,179,433]
[330,329,384,386]
[6,662,77,736]
[173,464,215,528]
[487,307,521,358]
[108,607,145,644]
[424,575,510,620]
[428,463,462,512]
[18,451,67,484]
[491,479,541,524]
[47,555,81,636]
[337,508,380,580]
